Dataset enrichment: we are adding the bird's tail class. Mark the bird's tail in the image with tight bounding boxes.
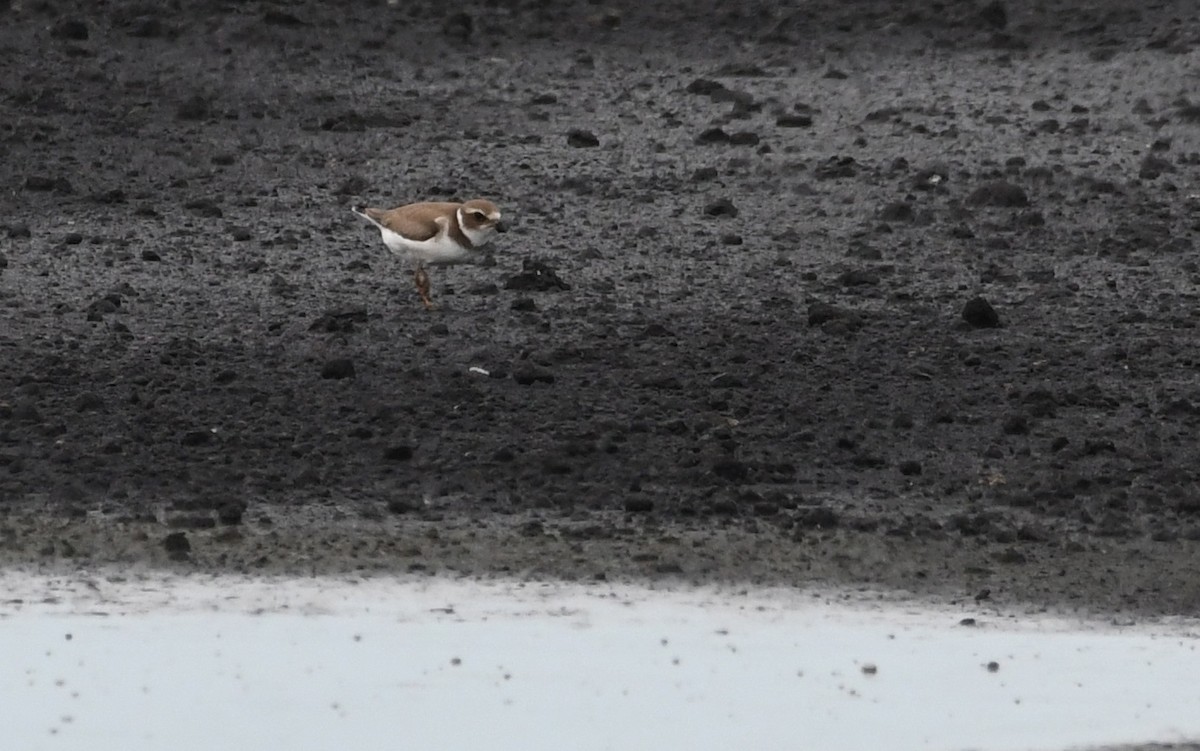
[350,205,383,229]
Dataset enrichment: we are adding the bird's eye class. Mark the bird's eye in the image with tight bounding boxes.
[474,211,488,221]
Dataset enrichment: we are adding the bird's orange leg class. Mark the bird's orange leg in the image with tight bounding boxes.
[414,266,435,310]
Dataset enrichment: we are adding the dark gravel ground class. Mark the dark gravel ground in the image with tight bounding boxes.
[2,0,1200,620]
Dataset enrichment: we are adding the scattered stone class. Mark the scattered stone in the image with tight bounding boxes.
[74,392,104,412]
[721,233,743,245]
[710,373,746,388]
[309,308,368,334]
[712,459,750,482]
[962,297,1001,328]
[966,180,1029,207]
[861,663,878,675]
[838,268,880,286]
[51,19,89,40]
[624,497,654,513]
[695,127,731,145]
[898,460,922,476]
[704,198,738,218]
[141,249,161,262]
[162,532,190,560]
[1138,154,1175,179]
[512,362,555,385]
[504,260,571,292]
[183,198,223,218]
[1002,414,1029,435]
[383,445,414,462]
[814,156,857,180]
[729,131,760,146]
[64,232,84,245]
[823,67,848,79]
[794,505,839,529]
[776,114,813,128]
[180,430,214,447]
[6,224,30,238]
[987,661,1000,672]
[321,358,356,379]
[691,167,718,182]
[24,175,72,193]
[442,11,473,40]
[880,202,915,222]
[978,0,1007,29]
[335,175,371,195]
[566,129,600,147]
[176,94,212,120]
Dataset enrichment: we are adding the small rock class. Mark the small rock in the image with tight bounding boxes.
[51,19,89,40]
[978,0,1007,29]
[776,114,813,128]
[879,202,915,222]
[567,129,600,147]
[442,11,473,40]
[25,175,72,193]
[217,500,247,525]
[624,498,654,513]
[838,268,880,286]
[695,127,731,145]
[6,225,31,239]
[512,363,555,385]
[321,358,356,379]
[511,297,537,312]
[704,198,738,218]
[503,259,571,292]
[898,460,922,476]
[861,663,878,676]
[74,392,104,412]
[176,94,212,121]
[729,131,760,146]
[962,297,1001,328]
[1138,154,1175,180]
[1002,414,1029,435]
[987,661,1000,672]
[64,232,84,245]
[141,249,161,262]
[966,180,1029,207]
[691,167,718,182]
[710,373,746,388]
[335,175,371,195]
[383,445,414,462]
[180,430,213,447]
[712,459,750,482]
[162,532,191,560]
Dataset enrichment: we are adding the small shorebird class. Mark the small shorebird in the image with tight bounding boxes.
[351,198,505,310]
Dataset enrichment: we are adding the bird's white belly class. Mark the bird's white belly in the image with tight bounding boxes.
[379,227,472,266]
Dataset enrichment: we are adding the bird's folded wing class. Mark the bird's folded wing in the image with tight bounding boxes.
[367,207,446,242]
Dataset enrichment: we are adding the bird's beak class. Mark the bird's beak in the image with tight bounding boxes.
[495,221,509,234]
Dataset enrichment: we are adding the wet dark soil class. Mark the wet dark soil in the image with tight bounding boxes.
[3,0,1200,618]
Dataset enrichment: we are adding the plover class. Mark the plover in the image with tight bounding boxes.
[351,198,505,310]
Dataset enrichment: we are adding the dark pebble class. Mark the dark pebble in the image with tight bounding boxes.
[383,445,414,462]
[712,459,750,482]
[695,127,731,145]
[704,198,738,218]
[51,19,89,40]
[141,249,161,262]
[898,460,922,476]
[511,297,537,311]
[776,114,813,128]
[567,129,600,147]
[321,358,356,379]
[962,297,1000,328]
[162,532,191,560]
[217,500,247,525]
[966,180,1029,207]
[624,497,654,513]
[512,363,555,385]
[181,430,214,447]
